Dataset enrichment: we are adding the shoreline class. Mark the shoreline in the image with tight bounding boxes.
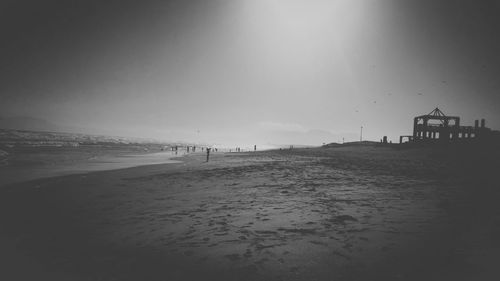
[0,150,188,188]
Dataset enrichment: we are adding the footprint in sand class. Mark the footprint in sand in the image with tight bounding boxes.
[329,215,358,224]
[243,249,253,258]
[254,257,269,267]
[255,230,278,236]
[196,256,209,264]
[309,240,328,246]
[224,253,241,261]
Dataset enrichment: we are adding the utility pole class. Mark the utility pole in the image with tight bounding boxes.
[360,126,363,142]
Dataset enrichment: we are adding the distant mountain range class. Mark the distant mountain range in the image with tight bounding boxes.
[0,116,63,132]
[0,116,171,146]
[0,127,184,147]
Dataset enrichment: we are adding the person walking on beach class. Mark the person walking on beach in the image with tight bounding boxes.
[206,148,211,162]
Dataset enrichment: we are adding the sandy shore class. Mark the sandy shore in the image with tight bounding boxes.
[1,144,500,281]
[0,145,181,187]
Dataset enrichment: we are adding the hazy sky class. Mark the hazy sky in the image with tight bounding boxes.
[1,0,500,146]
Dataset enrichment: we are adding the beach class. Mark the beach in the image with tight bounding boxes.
[1,144,500,281]
[0,140,181,187]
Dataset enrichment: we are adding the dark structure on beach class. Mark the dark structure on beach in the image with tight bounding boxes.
[400,108,498,144]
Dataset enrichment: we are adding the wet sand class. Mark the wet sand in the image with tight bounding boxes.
[0,146,181,186]
[1,144,500,281]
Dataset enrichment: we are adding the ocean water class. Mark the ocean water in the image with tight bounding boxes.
[0,147,181,187]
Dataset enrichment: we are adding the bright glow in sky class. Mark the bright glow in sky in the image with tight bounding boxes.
[1,0,500,147]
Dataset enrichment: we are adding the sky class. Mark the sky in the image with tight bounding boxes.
[1,0,500,147]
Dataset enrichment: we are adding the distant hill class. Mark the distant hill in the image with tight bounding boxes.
[0,116,62,132]
[0,127,197,151]
[0,117,177,146]
[0,128,168,146]
[323,141,382,148]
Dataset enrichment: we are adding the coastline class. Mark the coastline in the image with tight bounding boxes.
[0,150,185,188]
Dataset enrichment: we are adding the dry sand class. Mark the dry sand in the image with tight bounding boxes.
[1,144,500,281]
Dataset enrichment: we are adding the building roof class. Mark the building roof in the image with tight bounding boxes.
[416,107,459,120]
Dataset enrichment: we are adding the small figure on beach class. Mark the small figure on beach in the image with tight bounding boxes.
[187,146,190,153]
[254,145,256,151]
[206,148,211,162]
